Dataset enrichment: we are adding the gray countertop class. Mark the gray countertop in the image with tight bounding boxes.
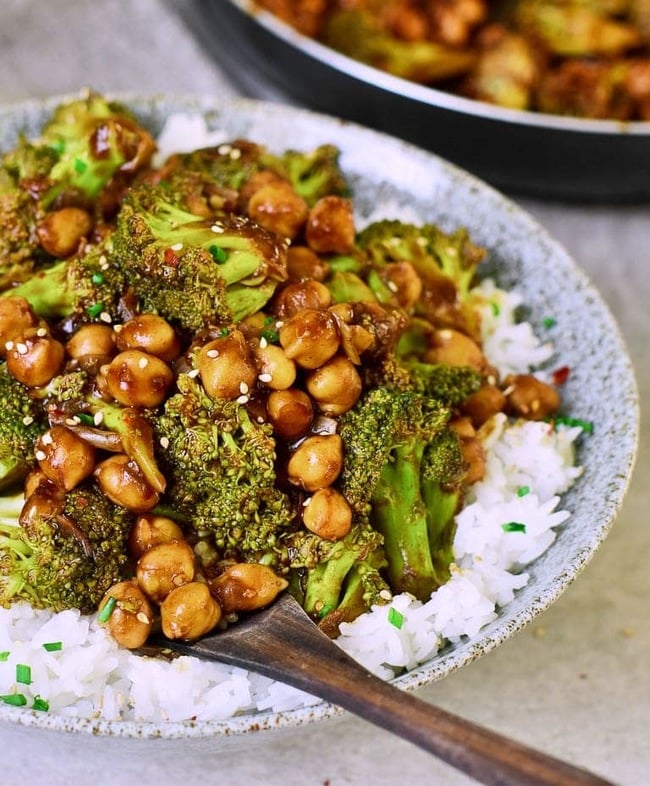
[0,2,648,784]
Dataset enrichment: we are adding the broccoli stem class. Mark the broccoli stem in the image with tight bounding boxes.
[371,441,440,600]
[0,490,25,527]
[4,260,75,318]
[421,481,459,584]
[303,548,359,618]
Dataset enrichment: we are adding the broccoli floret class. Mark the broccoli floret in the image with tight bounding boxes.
[269,144,350,206]
[401,360,483,406]
[323,9,476,84]
[0,363,47,491]
[111,184,288,330]
[0,481,134,613]
[0,185,46,291]
[155,373,294,562]
[338,386,465,600]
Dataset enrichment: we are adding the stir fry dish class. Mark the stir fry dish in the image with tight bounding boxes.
[0,93,564,651]
[257,0,650,120]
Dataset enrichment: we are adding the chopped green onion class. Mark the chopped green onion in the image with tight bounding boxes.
[32,696,49,712]
[388,607,404,629]
[260,328,279,344]
[91,272,104,285]
[42,642,63,653]
[551,416,594,434]
[74,157,88,174]
[318,604,333,618]
[542,316,556,329]
[1,693,27,707]
[98,596,117,623]
[76,413,94,426]
[16,664,32,685]
[209,244,228,264]
[502,522,527,533]
[516,485,530,497]
[86,302,103,319]
[217,327,230,338]
[491,302,500,316]
[0,651,9,662]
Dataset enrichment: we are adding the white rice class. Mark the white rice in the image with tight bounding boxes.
[0,116,587,722]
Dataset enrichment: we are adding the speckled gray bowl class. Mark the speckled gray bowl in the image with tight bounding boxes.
[0,93,639,747]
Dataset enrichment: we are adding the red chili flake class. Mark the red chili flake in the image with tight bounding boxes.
[164,248,180,267]
[552,366,570,385]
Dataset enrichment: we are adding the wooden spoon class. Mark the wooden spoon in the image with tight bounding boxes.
[150,593,614,786]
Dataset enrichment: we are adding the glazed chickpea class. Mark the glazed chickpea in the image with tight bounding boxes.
[36,206,93,258]
[0,296,38,354]
[459,436,486,485]
[305,196,356,254]
[98,579,154,650]
[115,314,181,362]
[425,328,491,375]
[271,280,332,318]
[266,388,314,440]
[383,261,423,310]
[286,245,330,282]
[461,384,507,427]
[35,426,95,491]
[104,349,173,408]
[128,513,185,561]
[65,323,117,361]
[504,374,561,421]
[278,309,340,369]
[247,180,309,240]
[287,434,344,492]
[6,329,65,387]
[94,454,160,512]
[196,329,257,400]
[253,341,296,390]
[136,539,196,604]
[239,169,286,205]
[305,355,362,416]
[160,581,222,641]
[303,487,352,541]
[210,563,289,614]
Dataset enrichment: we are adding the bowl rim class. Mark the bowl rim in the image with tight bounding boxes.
[225,0,650,137]
[0,90,640,740]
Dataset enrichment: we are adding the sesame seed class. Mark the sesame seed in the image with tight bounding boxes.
[16,343,28,355]
[35,450,47,462]
[99,312,112,324]
[379,589,392,601]
[22,416,34,426]
[229,148,242,160]
[41,432,53,446]
[258,373,272,383]
[206,349,219,358]
[217,144,232,155]
[93,411,104,426]
[138,356,149,369]
[170,242,184,251]
[36,327,48,337]
[239,381,249,395]
[259,336,268,349]
[275,321,284,329]
[236,394,249,405]
[4,341,14,351]
[256,416,265,424]
[159,436,170,449]
[136,612,150,625]
[302,497,312,507]
[98,254,108,269]
[187,368,200,378]
[386,280,398,292]
[210,224,225,234]
[112,323,123,333]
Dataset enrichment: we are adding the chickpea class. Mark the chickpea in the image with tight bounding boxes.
[303,487,352,541]
[36,206,93,258]
[35,426,95,491]
[504,374,561,421]
[247,180,309,240]
[94,454,160,512]
[160,581,222,641]
[210,563,288,614]
[266,388,314,440]
[136,539,196,604]
[286,245,330,282]
[271,280,332,318]
[239,169,286,205]
[98,580,154,650]
[425,328,492,375]
[116,314,181,362]
[104,349,173,408]
[383,261,423,310]
[128,513,185,561]
[305,196,356,254]
[253,341,296,391]
[305,355,362,416]
[459,437,486,485]
[6,329,65,387]
[196,329,257,400]
[65,323,117,361]
[278,309,340,369]
[461,384,507,427]
[0,296,38,354]
[287,434,344,492]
